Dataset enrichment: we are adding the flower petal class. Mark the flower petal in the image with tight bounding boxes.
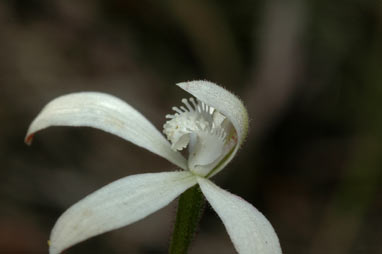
[25,92,187,169]
[197,177,282,254]
[177,81,249,175]
[177,81,248,146]
[49,171,197,254]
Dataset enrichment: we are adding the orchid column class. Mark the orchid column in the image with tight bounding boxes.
[26,80,282,254]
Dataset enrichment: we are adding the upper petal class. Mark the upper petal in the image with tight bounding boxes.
[197,177,282,254]
[177,81,249,176]
[49,171,197,254]
[177,81,248,146]
[25,92,187,169]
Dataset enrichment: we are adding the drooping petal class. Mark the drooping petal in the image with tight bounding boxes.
[177,81,249,176]
[25,92,187,169]
[197,177,281,254]
[49,171,197,254]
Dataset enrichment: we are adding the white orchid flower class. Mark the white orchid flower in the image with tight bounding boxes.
[26,80,281,254]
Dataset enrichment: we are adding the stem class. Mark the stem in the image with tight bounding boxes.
[169,185,205,254]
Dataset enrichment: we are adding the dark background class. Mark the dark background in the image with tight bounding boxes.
[1,0,381,253]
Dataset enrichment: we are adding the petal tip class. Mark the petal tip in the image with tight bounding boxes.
[25,133,34,145]
[176,80,213,90]
[48,240,60,254]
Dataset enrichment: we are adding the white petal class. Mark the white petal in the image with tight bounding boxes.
[188,130,226,176]
[177,81,249,175]
[177,81,248,146]
[197,177,282,254]
[25,92,187,169]
[49,171,197,254]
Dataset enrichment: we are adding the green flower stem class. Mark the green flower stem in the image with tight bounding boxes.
[169,184,205,254]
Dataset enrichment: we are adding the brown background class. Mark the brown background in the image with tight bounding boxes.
[0,0,381,253]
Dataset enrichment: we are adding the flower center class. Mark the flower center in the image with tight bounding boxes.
[163,98,236,176]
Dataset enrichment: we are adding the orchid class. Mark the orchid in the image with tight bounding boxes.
[26,80,281,254]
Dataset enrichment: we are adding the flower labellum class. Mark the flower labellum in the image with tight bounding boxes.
[26,80,281,254]
[163,98,235,176]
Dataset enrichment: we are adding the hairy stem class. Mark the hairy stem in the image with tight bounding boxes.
[169,185,205,254]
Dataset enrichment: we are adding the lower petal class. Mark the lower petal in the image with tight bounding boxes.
[197,177,281,254]
[49,171,197,254]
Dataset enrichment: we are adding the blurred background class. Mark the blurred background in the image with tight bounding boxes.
[0,0,381,253]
